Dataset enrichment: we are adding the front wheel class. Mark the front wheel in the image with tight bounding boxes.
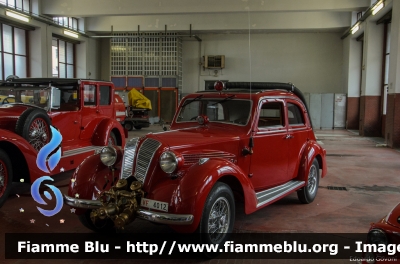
[0,149,13,208]
[78,209,115,233]
[108,131,117,146]
[297,158,320,204]
[199,182,235,246]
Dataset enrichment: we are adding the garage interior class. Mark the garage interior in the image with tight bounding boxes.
[1,0,400,263]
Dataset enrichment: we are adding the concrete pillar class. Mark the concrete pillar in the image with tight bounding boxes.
[359,19,384,136]
[385,0,400,148]
[343,36,362,130]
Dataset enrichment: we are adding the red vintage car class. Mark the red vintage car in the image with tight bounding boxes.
[0,77,127,207]
[65,82,327,245]
[363,203,400,263]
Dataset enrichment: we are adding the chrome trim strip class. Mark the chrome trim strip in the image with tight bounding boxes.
[63,195,102,209]
[64,195,194,225]
[255,180,305,208]
[63,146,102,158]
[137,209,194,225]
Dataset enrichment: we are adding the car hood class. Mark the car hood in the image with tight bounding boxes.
[386,202,400,228]
[151,125,243,149]
[0,104,30,119]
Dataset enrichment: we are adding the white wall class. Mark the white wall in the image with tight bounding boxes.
[183,32,344,94]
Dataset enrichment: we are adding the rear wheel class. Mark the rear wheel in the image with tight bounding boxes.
[297,158,319,204]
[15,108,51,152]
[124,122,133,131]
[0,150,13,208]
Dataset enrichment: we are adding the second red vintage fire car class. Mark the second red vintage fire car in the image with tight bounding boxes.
[0,77,127,208]
[65,81,327,245]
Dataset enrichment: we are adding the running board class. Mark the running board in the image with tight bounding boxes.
[62,146,103,158]
[256,180,305,208]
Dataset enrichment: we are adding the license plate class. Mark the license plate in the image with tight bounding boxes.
[140,198,168,212]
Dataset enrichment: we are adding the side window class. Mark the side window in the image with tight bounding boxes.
[258,102,285,128]
[99,86,111,105]
[287,103,305,126]
[83,85,96,106]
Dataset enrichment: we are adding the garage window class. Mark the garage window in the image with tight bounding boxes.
[53,17,79,31]
[52,38,75,78]
[0,0,30,13]
[0,24,28,80]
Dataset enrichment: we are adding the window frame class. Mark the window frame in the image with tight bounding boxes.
[257,99,287,132]
[0,23,29,80]
[52,37,75,78]
[287,101,306,128]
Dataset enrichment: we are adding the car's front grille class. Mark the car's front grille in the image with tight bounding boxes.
[133,138,161,183]
[121,138,139,179]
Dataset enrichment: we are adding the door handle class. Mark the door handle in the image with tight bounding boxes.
[74,121,78,124]
[285,134,294,139]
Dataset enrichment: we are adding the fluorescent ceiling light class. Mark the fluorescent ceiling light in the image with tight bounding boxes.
[372,2,384,15]
[351,25,359,34]
[6,10,30,22]
[64,30,79,38]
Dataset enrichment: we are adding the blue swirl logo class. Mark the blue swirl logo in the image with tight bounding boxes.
[31,176,63,217]
[31,125,64,217]
[36,126,62,173]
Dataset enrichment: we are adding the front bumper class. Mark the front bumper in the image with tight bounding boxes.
[63,194,194,225]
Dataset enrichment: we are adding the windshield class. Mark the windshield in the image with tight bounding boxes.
[0,86,50,108]
[177,98,252,126]
[0,85,80,111]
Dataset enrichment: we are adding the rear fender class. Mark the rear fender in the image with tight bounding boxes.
[167,158,256,233]
[297,140,327,182]
[91,119,126,146]
[68,149,123,214]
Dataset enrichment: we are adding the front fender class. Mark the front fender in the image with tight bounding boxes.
[148,158,256,233]
[68,149,123,214]
[92,118,126,146]
[297,140,327,182]
[0,129,43,182]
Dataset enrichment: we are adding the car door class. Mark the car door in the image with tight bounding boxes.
[98,84,114,118]
[249,99,289,190]
[80,82,99,141]
[286,99,309,179]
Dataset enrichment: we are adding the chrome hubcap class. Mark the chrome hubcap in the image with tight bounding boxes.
[29,119,48,151]
[0,163,4,188]
[307,165,317,195]
[208,197,230,243]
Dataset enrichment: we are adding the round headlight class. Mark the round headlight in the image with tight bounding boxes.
[159,151,178,173]
[100,146,117,167]
[367,229,388,245]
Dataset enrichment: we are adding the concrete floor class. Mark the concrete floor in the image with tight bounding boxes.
[1,125,400,264]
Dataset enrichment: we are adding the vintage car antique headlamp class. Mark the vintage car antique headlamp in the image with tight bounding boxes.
[367,229,388,245]
[159,151,178,173]
[100,146,117,167]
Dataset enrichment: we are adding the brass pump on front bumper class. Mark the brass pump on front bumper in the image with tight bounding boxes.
[90,179,144,229]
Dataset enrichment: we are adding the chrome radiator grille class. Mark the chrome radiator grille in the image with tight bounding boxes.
[121,138,139,179]
[134,138,161,183]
